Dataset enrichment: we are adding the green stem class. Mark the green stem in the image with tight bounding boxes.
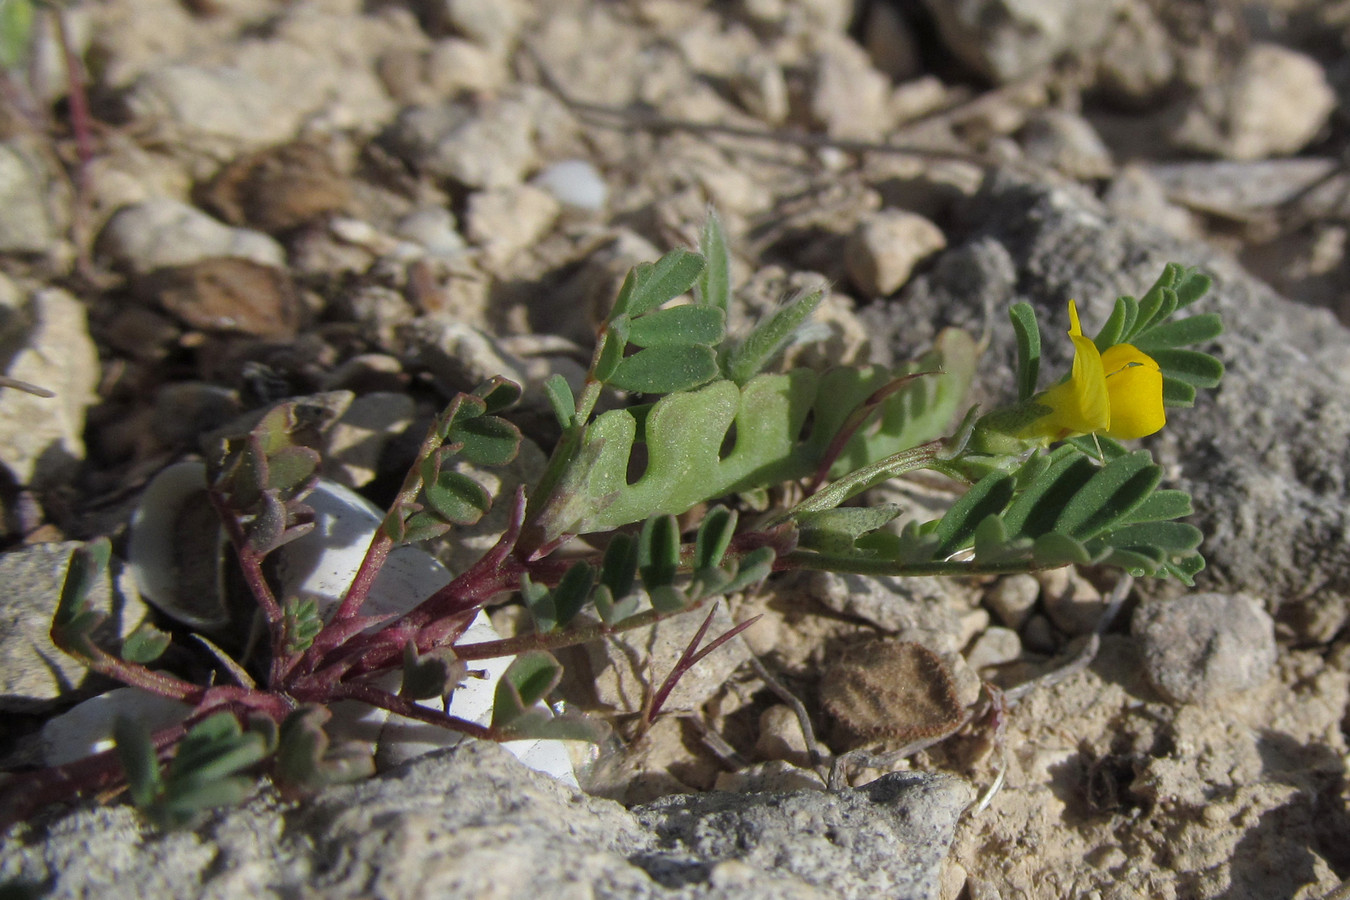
[782,550,1058,578]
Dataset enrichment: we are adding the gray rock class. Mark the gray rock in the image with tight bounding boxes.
[322,391,416,488]
[381,98,538,189]
[583,598,750,716]
[1145,158,1347,219]
[1018,109,1114,180]
[793,571,972,654]
[1094,0,1176,108]
[98,199,285,277]
[432,0,525,50]
[426,37,510,96]
[464,183,560,267]
[1171,43,1336,160]
[861,0,922,82]
[964,626,1022,671]
[2,740,971,900]
[0,288,100,486]
[808,32,894,141]
[0,139,65,254]
[124,64,295,151]
[861,170,1350,613]
[1038,566,1106,636]
[921,0,1123,83]
[636,771,972,900]
[0,542,149,713]
[393,206,468,258]
[1132,592,1277,704]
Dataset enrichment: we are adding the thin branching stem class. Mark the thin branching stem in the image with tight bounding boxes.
[325,681,493,740]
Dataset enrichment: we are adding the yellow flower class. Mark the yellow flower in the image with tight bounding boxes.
[1028,301,1165,442]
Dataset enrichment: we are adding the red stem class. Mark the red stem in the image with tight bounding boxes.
[323,681,493,740]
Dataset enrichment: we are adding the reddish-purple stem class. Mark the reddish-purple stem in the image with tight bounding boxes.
[0,720,190,831]
[642,610,762,730]
[323,681,493,740]
[52,6,97,279]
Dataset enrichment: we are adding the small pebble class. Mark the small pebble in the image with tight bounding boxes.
[1021,614,1058,654]
[754,705,813,768]
[1132,593,1277,704]
[531,160,608,212]
[1038,566,1106,636]
[1018,109,1114,180]
[964,627,1023,672]
[465,183,560,267]
[844,208,946,296]
[713,761,824,794]
[394,206,468,258]
[986,573,1040,630]
[136,257,300,338]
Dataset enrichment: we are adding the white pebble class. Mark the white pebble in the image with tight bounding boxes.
[532,160,608,211]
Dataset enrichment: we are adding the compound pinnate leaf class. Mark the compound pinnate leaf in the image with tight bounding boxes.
[639,514,681,589]
[552,561,595,629]
[721,546,776,593]
[265,446,320,494]
[600,533,639,600]
[539,331,973,540]
[797,505,903,554]
[544,374,576,429]
[401,643,467,700]
[284,597,323,653]
[934,472,1015,558]
[277,706,375,796]
[695,507,737,570]
[113,716,162,807]
[1052,450,1159,541]
[474,376,522,414]
[494,710,610,744]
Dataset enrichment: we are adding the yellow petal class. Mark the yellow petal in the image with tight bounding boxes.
[1035,331,1109,437]
[1101,344,1166,439]
[1067,299,1083,337]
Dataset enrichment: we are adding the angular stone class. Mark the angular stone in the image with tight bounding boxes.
[1133,593,1277,704]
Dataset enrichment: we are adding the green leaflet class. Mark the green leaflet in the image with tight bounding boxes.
[799,448,1205,583]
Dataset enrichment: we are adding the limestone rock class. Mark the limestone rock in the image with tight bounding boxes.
[1172,43,1336,160]
[0,289,100,486]
[0,542,149,713]
[1,740,972,900]
[1133,593,1277,704]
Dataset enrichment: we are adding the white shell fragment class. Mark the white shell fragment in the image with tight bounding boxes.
[55,462,577,786]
